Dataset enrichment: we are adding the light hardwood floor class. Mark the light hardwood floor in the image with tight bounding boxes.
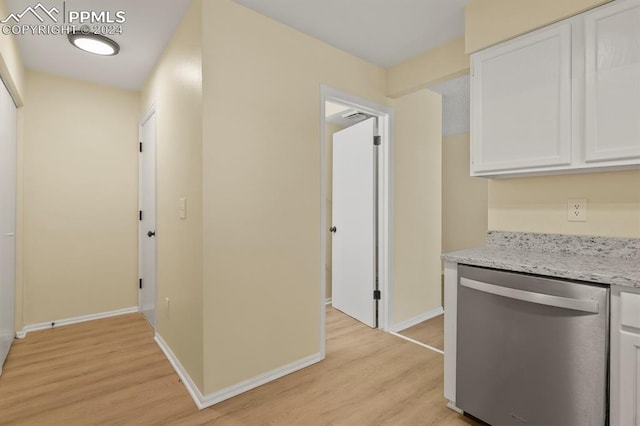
[0,308,476,425]
[398,314,445,351]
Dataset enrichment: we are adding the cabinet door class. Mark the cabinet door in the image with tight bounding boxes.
[471,24,572,175]
[619,330,640,426]
[585,0,640,162]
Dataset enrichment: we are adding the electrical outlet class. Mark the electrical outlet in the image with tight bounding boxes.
[567,199,587,222]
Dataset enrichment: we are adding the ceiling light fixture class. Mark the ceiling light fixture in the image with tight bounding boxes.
[68,32,120,56]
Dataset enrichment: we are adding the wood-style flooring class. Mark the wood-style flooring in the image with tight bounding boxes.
[0,308,476,425]
[398,314,445,351]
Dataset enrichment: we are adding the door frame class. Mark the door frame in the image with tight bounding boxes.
[319,85,394,357]
[138,103,157,328]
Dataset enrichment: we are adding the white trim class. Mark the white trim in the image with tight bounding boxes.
[443,262,457,403]
[389,306,444,333]
[320,85,394,359]
[154,333,204,408]
[155,332,322,410]
[199,353,322,409]
[325,298,332,306]
[447,401,464,414]
[390,331,444,355]
[15,306,139,339]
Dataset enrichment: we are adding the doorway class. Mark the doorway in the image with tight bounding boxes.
[331,116,378,327]
[320,86,393,355]
[139,106,157,329]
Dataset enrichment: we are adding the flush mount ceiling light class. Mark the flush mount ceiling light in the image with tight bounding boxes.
[68,32,120,56]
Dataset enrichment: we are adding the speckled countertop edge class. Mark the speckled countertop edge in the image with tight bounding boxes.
[486,231,640,259]
[441,232,640,288]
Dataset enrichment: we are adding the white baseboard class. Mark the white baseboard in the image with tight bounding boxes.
[390,331,444,355]
[390,306,444,333]
[447,401,464,414]
[16,306,139,339]
[155,332,322,410]
[154,333,205,408]
[325,297,332,306]
[200,353,322,409]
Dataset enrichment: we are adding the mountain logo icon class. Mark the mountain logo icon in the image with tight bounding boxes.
[1,3,59,24]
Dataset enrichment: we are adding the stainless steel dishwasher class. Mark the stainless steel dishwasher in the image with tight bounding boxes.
[456,264,609,426]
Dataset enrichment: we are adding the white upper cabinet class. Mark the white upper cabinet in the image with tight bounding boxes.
[471,24,572,175]
[585,0,640,163]
[471,0,640,177]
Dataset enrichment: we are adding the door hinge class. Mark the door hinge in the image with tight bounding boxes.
[373,136,381,146]
[373,290,381,300]
[139,278,143,289]
[139,142,142,153]
[139,210,143,221]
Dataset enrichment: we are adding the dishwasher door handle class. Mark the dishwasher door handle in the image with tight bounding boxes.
[460,277,599,314]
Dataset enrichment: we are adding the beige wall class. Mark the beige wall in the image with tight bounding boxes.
[22,70,138,325]
[141,0,204,392]
[201,0,389,394]
[465,0,612,53]
[442,133,487,253]
[489,171,640,238]
[387,37,469,98]
[392,88,443,323]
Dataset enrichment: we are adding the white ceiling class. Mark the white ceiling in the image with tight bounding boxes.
[5,0,193,90]
[4,0,470,91]
[233,0,471,68]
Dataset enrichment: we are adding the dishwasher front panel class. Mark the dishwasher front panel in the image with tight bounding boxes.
[456,265,609,426]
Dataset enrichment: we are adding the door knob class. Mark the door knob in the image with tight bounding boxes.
[330,226,337,233]
[147,231,156,237]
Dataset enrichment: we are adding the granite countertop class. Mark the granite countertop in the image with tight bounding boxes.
[441,232,640,288]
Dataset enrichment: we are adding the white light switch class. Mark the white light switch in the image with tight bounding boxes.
[567,199,587,222]
[178,198,187,219]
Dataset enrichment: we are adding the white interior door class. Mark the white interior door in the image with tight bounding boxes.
[331,118,377,328]
[139,110,157,329]
[0,79,17,372]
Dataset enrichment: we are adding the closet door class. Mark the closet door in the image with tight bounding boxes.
[0,78,17,372]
